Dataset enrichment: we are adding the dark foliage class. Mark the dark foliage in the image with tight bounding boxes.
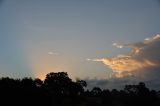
[0,72,160,106]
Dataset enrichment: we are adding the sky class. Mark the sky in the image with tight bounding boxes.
[0,0,160,89]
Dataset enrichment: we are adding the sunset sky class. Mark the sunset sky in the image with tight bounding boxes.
[0,0,160,89]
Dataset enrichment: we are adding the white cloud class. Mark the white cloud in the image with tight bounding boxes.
[48,51,58,55]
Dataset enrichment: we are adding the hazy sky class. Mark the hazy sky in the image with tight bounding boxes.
[0,0,160,82]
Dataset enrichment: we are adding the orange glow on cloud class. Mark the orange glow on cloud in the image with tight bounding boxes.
[93,58,156,78]
[89,34,160,78]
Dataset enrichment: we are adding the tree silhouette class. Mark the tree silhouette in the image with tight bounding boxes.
[91,87,102,96]
[0,72,159,106]
[44,72,72,95]
[34,78,43,87]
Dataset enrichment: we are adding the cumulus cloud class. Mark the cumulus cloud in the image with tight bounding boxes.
[88,34,160,79]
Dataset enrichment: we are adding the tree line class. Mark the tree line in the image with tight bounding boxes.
[0,72,160,106]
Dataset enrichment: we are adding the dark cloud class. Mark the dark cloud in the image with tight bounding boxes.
[85,79,108,90]
[86,77,137,90]
[86,75,160,90]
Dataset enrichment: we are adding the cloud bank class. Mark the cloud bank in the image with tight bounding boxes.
[89,34,160,78]
[87,34,160,90]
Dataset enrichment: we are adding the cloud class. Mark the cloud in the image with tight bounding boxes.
[86,76,160,90]
[48,51,58,55]
[86,34,160,90]
[85,77,137,90]
[88,34,160,79]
